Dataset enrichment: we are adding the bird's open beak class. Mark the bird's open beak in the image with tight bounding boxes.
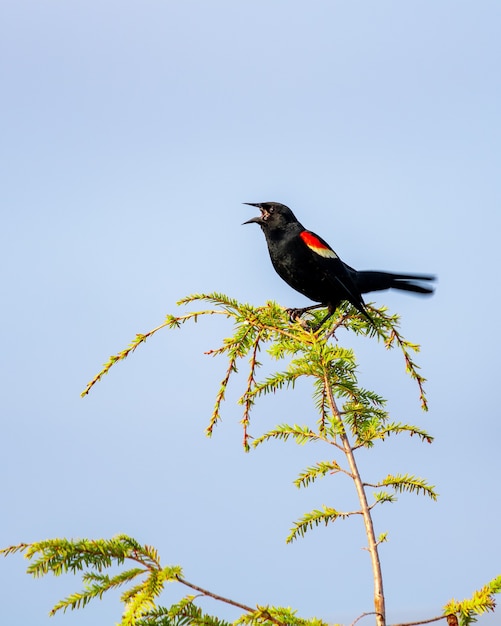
[242,202,264,225]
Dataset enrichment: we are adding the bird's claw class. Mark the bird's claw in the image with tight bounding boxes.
[286,307,319,330]
[286,307,306,322]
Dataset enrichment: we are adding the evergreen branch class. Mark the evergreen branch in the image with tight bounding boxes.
[383,323,428,411]
[375,422,434,444]
[236,605,329,625]
[342,305,428,411]
[339,304,391,341]
[0,543,30,557]
[71,292,440,626]
[443,575,501,626]
[137,598,233,625]
[205,324,254,438]
[239,330,263,451]
[122,569,168,625]
[252,424,328,448]
[81,293,317,399]
[120,579,153,605]
[1,536,175,621]
[246,370,303,398]
[375,474,438,500]
[81,310,228,397]
[23,537,131,577]
[312,378,329,434]
[341,397,388,443]
[49,587,102,614]
[286,506,356,543]
[140,543,162,568]
[341,388,387,410]
[293,460,345,488]
[48,568,145,615]
[180,294,313,345]
[129,565,182,598]
[82,568,144,589]
[371,491,398,505]
[342,396,389,448]
[350,419,384,449]
[177,292,242,311]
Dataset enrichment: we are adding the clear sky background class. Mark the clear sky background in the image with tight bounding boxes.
[1,1,500,625]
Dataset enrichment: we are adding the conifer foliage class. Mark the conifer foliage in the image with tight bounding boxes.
[3,294,500,625]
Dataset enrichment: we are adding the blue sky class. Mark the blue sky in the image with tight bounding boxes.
[1,1,500,624]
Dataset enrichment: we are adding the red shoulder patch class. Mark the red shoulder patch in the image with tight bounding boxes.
[300,231,338,259]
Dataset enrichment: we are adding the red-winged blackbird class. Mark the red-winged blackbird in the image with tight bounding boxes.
[243,201,435,329]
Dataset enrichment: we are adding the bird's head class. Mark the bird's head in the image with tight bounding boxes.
[243,202,297,229]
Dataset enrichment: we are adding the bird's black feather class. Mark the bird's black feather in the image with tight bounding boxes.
[244,202,435,329]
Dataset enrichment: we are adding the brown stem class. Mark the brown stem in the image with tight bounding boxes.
[391,616,449,626]
[354,613,449,626]
[324,373,386,626]
[175,576,285,625]
[351,612,380,626]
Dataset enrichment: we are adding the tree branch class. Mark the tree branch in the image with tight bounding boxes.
[390,615,449,626]
[351,611,384,626]
[323,372,386,626]
[175,575,286,625]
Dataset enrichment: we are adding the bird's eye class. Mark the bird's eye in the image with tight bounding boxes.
[268,205,274,213]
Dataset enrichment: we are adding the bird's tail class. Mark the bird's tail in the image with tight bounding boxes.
[355,271,435,296]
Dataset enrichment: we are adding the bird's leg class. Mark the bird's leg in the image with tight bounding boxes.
[286,303,336,332]
[312,307,335,332]
[286,304,325,322]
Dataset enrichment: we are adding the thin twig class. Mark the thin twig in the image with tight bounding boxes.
[175,576,285,625]
[384,327,428,411]
[351,611,383,626]
[241,330,262,449]
[390,615,448,626]
[81,310,229,397]
[206,325,254,437]
[175,575,253,612]
[324,310,351,341]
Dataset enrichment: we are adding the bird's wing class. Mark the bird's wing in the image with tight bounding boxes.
[300,230,367,313]
[299,231,339,259]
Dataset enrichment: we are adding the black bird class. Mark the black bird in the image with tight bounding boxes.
[243,201,434,329]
